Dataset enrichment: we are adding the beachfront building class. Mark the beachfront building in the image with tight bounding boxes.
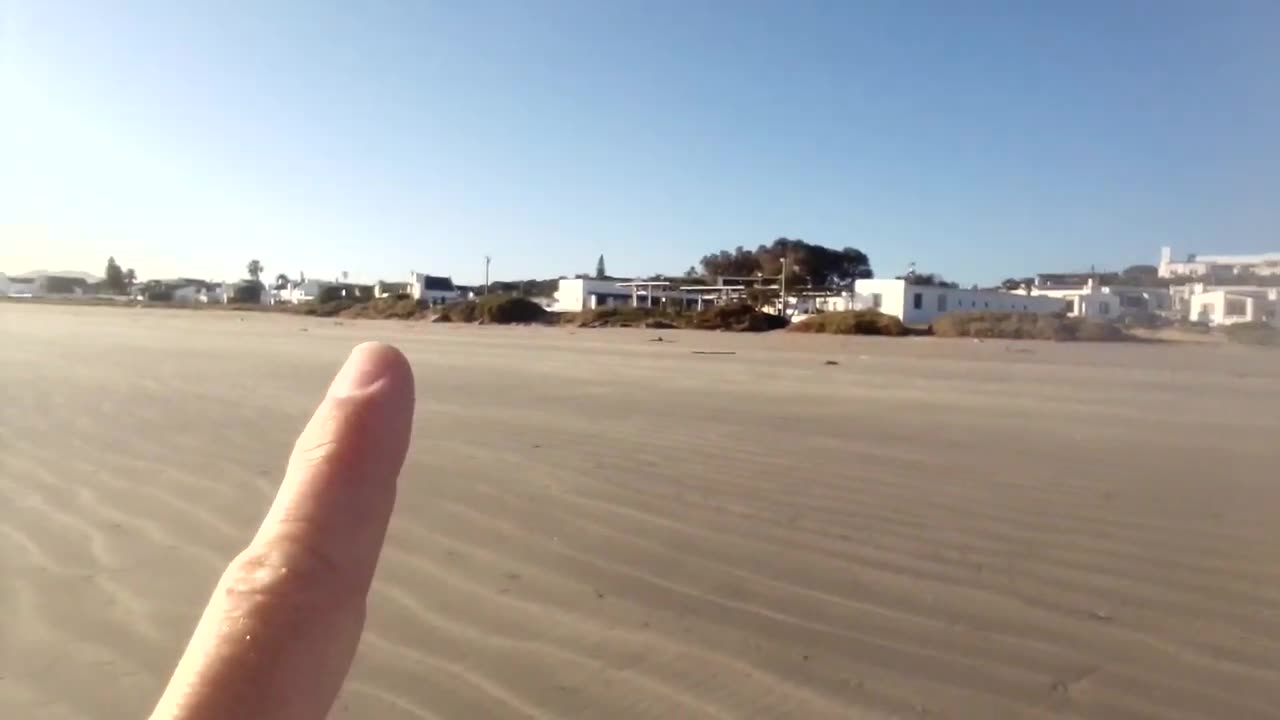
[1180,286,1280,326]
[850,279,1064,326]
[1159,246,1280,279]
[1024,277,1172,319]
[553,278,697,312]
[373,272,460,305]
[280,279,372,303]
[409,272,461,305]
[0,273,91,297]
[554,278,631,311]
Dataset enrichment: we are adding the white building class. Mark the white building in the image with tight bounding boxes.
[1023,278,1171,319]
[370,273,460,305]
[554,278,697,312]
[0,273,90,297]
[409,272,460,305]
[0,274,36,296]
[1182,286,1279,326]
[850,279,1064,325]
[1159,246,1280,279]
[554,278,632,311]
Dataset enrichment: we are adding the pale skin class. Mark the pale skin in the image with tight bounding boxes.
[151,342,416,720]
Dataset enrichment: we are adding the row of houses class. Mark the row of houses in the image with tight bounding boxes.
[276,272,465,305]
[550,277,1066,325]
[6,245,1277,328]
[1158,246,1280,280]
[550,274,1280,328]
[0,270,470,306]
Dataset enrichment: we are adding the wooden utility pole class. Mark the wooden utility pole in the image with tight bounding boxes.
[779,256,788,317]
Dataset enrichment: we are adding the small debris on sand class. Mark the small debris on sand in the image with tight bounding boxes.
[824,360,840,366]
[1089,609,1113,621]
[691,350,736,355]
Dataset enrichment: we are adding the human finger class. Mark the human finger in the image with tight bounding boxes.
[151,342,415,720]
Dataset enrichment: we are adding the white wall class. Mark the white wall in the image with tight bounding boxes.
[553,278,665,312]
[1,278,41,296]
[852,279,906,320]
[1189,290,1279,326]
[1027,283,1169,318]
[407,272,460,304]
[1160,247,1280,278]
[421,289,460,305]
[553,278,587,312]
[852,279,1061,325]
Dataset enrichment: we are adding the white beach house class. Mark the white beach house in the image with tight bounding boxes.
[1159,246,1280,279]
[554,278,697,312]
[850,279,1064,325]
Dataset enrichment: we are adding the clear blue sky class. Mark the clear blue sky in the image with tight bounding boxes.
[2,1,1277,285]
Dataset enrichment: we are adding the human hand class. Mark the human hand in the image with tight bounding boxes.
[151,342,415,719]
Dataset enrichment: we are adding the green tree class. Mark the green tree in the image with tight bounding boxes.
[274,273,291,290]
[123,267,137,291]
[698,239,872,287]
[898,270,959,288]
[246,259,263,283]
[104,257,126,294]
[1120,264,1160,285]
[595,254,607,279]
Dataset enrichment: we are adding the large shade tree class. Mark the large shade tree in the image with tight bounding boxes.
[697,238,872,287]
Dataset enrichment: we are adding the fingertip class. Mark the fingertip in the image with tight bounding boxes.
[328,342,415,399]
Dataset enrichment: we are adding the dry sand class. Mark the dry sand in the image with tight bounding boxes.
[2,303,1279,719]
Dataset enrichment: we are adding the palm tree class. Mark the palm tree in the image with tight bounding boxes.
[274,273,291,290]
[246,259,263,283]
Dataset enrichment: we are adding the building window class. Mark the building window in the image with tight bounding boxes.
[1099,301,1110,315]
[937,294,948,312]
[984,301,989,308]
[1225,298,1248,317]
[912,292,923,310]
[871,293,882,309]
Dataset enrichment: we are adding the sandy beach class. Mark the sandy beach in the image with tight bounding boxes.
[2,302,1278,719]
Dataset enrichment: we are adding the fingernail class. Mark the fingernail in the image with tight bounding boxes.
[328,343,387,397]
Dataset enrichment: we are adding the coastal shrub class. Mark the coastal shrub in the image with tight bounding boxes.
[1223,322,1280,346]
[932,312,1131,341]
[294,299,359,317]
[575,306,684,327]
[689,303,789,332]
[340,297,424,320]
[435,296,549,324]
[788,310,908,336]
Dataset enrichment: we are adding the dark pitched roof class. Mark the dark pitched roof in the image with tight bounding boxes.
[421,275,456,292]
[296,280,333,294]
